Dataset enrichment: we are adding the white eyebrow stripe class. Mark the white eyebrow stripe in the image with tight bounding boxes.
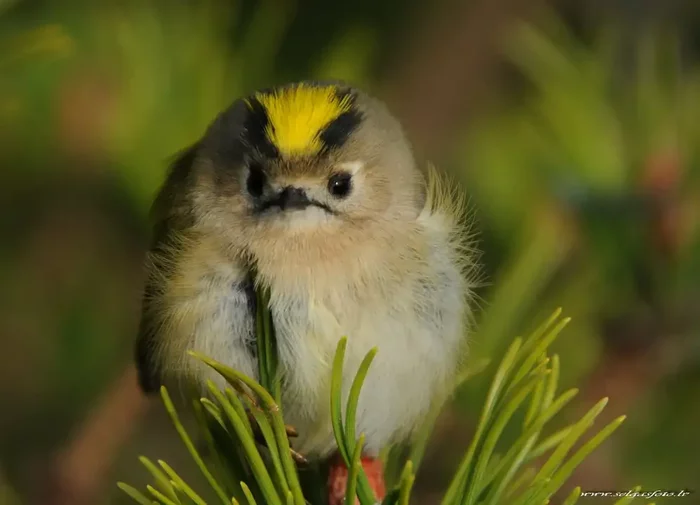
[339,161,363,174]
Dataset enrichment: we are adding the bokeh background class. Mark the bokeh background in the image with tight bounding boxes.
[2,0,700,504]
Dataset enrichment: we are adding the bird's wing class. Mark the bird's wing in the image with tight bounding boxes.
[135,143,200,393]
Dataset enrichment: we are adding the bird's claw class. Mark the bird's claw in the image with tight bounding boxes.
[290,448,308,465]
[284,424,307,465]
[248,416,307,464]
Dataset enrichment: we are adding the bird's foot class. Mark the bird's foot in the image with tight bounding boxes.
[290,447,308,465]
[284,425,309,465]
[327,452,385,505]
[247,413,308,465]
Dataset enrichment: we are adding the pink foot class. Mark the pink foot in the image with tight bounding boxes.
[327,452,386,505]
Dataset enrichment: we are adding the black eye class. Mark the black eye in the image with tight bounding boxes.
[246,162,266,198]
[328,172,353,199]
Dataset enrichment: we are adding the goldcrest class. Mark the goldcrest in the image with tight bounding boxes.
[135,81,475,460]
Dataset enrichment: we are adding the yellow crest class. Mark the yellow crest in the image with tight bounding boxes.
[254,84,354,156]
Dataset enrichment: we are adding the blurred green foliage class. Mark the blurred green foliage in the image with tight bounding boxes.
[1,1,700,504]
[457,11,700,496]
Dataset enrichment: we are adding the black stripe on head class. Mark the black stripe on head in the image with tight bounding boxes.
[319,90,363,153]
[243,96,280,159]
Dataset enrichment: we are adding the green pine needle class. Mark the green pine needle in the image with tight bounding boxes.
[139,456,180,503]
[206,383,281,505]
[120,304,629,505]
[240,482,258,505]
[160,387,230,505]
[561,486,581,505]
[118,482,156,505]
[345,347,378,456]
[157,460,207,505]
[345,433,366,504]
[398,461,415,505]
[330,337,381,505]
[610,486,643,505]
[147,484,179,505]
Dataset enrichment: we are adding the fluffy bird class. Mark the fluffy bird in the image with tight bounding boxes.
[135,81,474,501]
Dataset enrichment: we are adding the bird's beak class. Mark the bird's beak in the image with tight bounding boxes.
[274,186,312,211]
[256,186,336,215]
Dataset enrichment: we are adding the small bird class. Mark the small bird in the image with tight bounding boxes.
[135,81,474,502]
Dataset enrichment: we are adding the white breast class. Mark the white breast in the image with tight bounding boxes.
[268,231,467,458]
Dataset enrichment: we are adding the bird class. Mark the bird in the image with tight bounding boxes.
[134,80,475,503]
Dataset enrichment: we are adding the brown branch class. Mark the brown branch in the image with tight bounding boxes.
[38,365,150,505]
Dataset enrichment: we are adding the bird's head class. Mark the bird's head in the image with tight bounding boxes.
[189,82,425,272]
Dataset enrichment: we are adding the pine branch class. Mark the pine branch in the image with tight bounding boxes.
[118,301,645,505]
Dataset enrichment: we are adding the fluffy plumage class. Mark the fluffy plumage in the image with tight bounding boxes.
[135,81,476,459]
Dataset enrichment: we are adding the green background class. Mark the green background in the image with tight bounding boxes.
[1,0,699,503]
